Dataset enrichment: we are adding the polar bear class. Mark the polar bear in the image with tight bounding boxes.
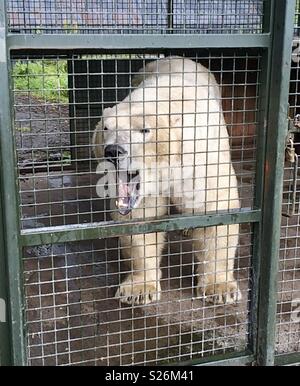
[93,56,241,305]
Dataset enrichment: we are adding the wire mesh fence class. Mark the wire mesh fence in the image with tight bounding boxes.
[7,0,265,35]
[2,0,300,368]
[277,162,300,355]
[276,32,300,355]
[11,51,261,365]
[294,0,300,36]
[24,223,252,366]
[12,53,260,230]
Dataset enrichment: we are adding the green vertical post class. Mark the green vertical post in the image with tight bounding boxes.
[262,0,272,33]
[256,0,296,366]
[0,190,11,365]
[0,1,26,365]
[250,0,274,356]
[167,0,174,33]
[249,48,270,355]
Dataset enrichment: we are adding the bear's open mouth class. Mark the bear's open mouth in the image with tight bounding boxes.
[116,170,140,215]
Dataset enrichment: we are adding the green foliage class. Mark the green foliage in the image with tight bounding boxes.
[12,60,69,103]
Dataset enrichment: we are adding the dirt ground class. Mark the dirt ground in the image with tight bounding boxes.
[15,95,70,167]
[16,96,299,365]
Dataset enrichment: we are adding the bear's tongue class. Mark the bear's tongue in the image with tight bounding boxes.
[116,171,139,215]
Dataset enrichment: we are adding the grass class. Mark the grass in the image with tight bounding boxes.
[12,55,153,103]
[12,60,69,103]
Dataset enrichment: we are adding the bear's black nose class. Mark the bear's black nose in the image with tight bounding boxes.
[104,144,127,162]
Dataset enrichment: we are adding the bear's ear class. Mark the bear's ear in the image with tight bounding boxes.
[102,107,113,117]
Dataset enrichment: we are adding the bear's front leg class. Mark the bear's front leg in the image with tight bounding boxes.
[193,225,242,304]
[115,232,166,305]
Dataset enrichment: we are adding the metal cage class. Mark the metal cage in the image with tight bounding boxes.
[0,0,299,367]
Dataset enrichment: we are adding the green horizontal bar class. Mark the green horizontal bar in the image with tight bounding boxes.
[174,351,254,366]
[275,353,300,366]
[21,209,261,247]
[197,354,254,367]
[7,33,271,51]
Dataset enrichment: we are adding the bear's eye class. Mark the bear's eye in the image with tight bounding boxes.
[140,128,150,134]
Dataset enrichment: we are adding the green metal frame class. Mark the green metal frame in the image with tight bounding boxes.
[0,0,25,365]
[0,0,299,366]
[0,163,11,366]
[7,34,271,51]
[256,0,297,366]
[21,210,261,247]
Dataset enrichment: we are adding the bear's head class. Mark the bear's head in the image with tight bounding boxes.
[93,78,183,215]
